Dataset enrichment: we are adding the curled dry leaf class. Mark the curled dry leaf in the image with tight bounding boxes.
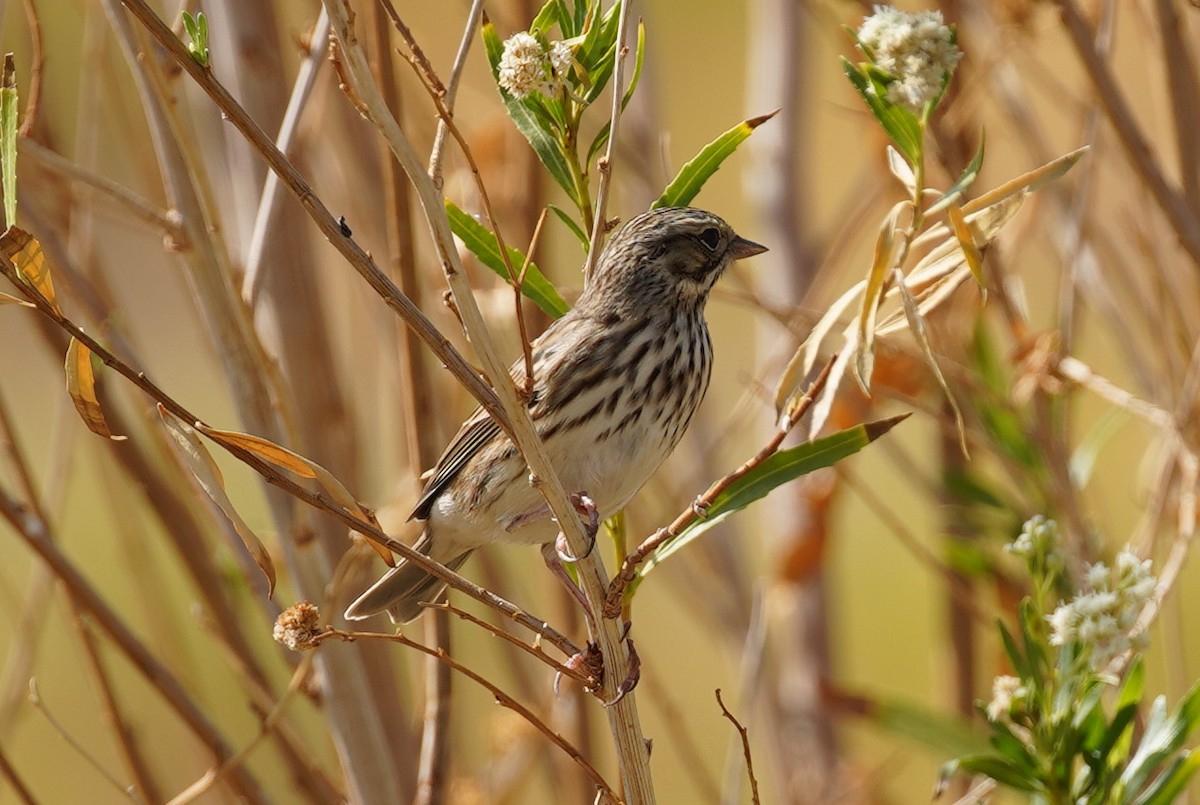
[157,405,277,596]
[0,226,59,314]
[197,424,394,567]
[64,338,126,441]
[0,291,32,306]
[855,201,911,393]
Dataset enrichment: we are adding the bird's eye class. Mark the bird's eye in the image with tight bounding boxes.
[697,227,721,251]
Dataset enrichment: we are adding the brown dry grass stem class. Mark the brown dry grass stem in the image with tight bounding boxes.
[604,353,839,615]
[314,628,618,801]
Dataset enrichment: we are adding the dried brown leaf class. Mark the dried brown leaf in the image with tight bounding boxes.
[158,406,276,596]
[64,338,126,441]
[0,226,58,313]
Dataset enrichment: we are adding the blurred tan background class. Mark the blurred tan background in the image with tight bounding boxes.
[2,0,1199,803]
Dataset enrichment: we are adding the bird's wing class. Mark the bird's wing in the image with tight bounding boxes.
[409,406,502,521]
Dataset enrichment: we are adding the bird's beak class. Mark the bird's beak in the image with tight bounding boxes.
[728,235,769,260]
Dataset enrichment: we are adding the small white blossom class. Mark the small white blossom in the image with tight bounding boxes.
[1046,546,1157,671]
[856,5,962,113]
[1007,515,1058,558]
[497,32,571,100]
[986,674,1026,722]
[548,40,575,81]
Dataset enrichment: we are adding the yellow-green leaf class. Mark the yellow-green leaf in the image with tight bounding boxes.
[653,111,778,209]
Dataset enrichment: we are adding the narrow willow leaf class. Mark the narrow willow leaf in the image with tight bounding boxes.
[482,19,577,202]
[549,203,589,250]
[946,201,986,291]
[841,58,922,167]
[158,406,275,596]
[961,146,1088,216]
[529,0,560,37]
[64,338,126,441]
[855,201,908,392]
[0,226,58,313]
[941,754,1041,792]
[652,110,778,209]
[886,145,916,195]
[894,267,967,455]
[445,200,570,317]
[870,696,989,757]
[576,0,614,73]
[925,132,985,217]
[636,415,907,581]
[1137,752,1200,805]
[773,279,865,414]
[1,55,16,226]
[0,291,32,306]
[197,424,393,567]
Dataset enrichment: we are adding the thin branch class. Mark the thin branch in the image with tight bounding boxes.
[0,493,268,803]
[17,0,44,137]
[27,679,139,802]
[605,354,838,614]
[314,2,656,799]
[1053,0,1200,268]
[115,0,508,433]
[582,0,634,280]
[19,140,181,236]
[715,689,760,805]
[314,628,617,800]
[0,256,583,660]
[241,5,330,307]
[164,655,317,805]
[0,742,39,805]
[422,0,484,184]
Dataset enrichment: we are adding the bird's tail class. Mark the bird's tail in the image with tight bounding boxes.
[343,535,471,623]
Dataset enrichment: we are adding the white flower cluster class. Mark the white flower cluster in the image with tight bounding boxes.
[1007,514,1057,558]
[986,674,1027,722]
[497,32,574,100]
[1047,547,1157,672]
[856,5,962,113]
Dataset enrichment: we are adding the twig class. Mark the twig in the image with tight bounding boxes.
[582,0,634,280]
[715,689,760,805]
[19,140,182,236]
[27,679,139,801]
[315,2,656,799]
[315,628,617,800]
[241,5,330,307]
[115,0,509,434]
[17,0,44,137]
[0,255,583,660]
[0,742,38,805]
[433,601,593,686]
[515,208,550,392]
[0,492,267,803]
[422,0,483,184]
[164,655,317,805]
[604,354,838,615]
[1053,0,1200,268]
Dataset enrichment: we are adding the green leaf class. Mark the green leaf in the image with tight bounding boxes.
[182,11,210,68]
[1122,681,1200,795]
[841,57,922,167]
[869,696,989,757]
[482,19,578,203]
[944,755,1042,792]
[548,203,589,250]
[529,0,561,37]
[926,132,986,216]
[445,200,570,318]
[997,619,1032,681]
[1134,752,1200,805]
[1,55,17,227]
[576,0,615,73]
[652,110,778,209]
[636,414,907,580]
